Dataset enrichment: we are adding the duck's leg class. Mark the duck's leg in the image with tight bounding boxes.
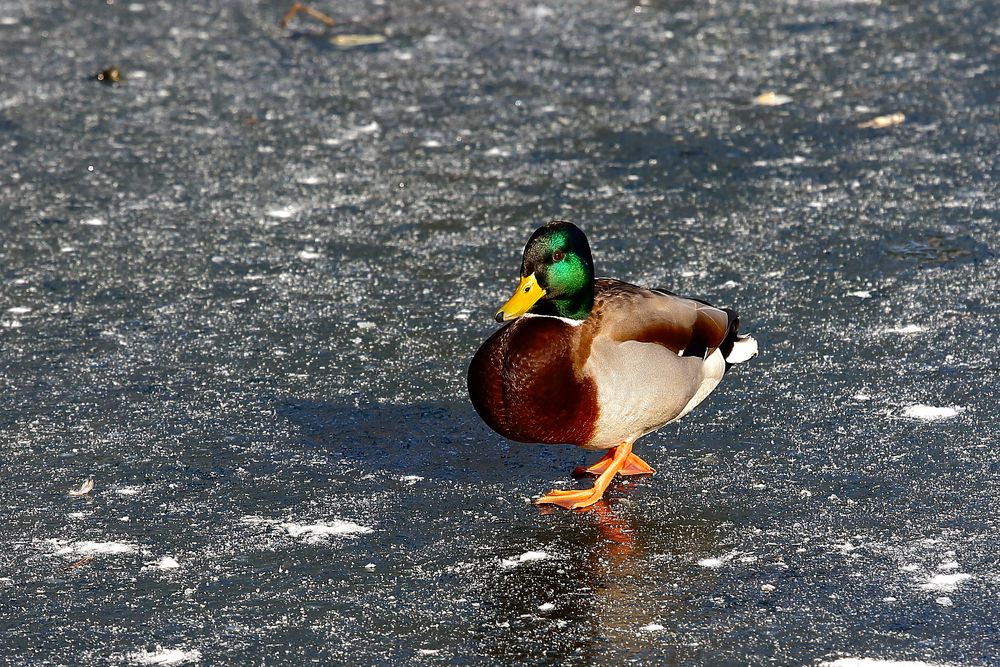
[535,441,634,510]
[573,446,656,477]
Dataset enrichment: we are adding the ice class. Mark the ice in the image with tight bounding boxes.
[1,0,997,661]
[902,405,963,421]
[640,623,666,631]
[820,660,949,667]
[129,647,201,665]
[919,572,972,592]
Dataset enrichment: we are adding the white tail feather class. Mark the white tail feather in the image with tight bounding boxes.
[726,334,758,364]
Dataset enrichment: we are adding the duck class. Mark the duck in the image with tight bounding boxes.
[467,221,758,510]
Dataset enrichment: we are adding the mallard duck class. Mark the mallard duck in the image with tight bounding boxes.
[468,221,758,510]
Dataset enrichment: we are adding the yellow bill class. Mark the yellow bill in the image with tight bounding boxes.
[495,273,546,322]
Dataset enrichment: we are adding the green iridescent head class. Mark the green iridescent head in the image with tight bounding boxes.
[495,221,596,322]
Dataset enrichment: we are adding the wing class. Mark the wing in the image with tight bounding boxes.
[592,278,735,359]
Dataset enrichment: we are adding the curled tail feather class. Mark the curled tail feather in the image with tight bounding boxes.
[717,311,758,368]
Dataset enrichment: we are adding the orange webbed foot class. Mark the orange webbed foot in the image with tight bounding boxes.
[534,488,605,510]
[536,441,637,510]
[573,448,655,478]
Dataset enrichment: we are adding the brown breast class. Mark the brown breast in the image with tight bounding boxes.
[467,316,598,445]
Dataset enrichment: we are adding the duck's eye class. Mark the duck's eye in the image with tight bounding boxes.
[552,250,565,262]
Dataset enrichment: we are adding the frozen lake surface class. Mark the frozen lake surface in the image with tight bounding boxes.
[1,0,998,664]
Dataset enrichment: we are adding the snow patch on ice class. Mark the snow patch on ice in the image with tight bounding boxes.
[696,551,739,568]
[885,324,925,334]
[152,556,180,570]
[49,539,136,556]
[280,521,373,540]
[501,550,550,568]
[400,475,424,485]
[129,647,201,665]
[919,572,971,592]
[639,623,665,631]
[265,205,298,219]
[81,217,106,226]
[326,121,380,145]
[846,290,872,298]
[902,405,963,421]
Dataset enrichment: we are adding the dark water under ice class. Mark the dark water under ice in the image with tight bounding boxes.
[1,0,998,664]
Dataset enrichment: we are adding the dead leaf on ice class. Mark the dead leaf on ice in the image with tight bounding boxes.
[753,91,792,106]
[330,34,387,48]
[857,112,905,129]
[65,556,94,570]
[68,478,95,496]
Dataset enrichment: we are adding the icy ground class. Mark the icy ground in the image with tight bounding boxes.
[1,0,998,664]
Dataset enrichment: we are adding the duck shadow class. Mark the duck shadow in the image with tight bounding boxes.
[275,397,638,488]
